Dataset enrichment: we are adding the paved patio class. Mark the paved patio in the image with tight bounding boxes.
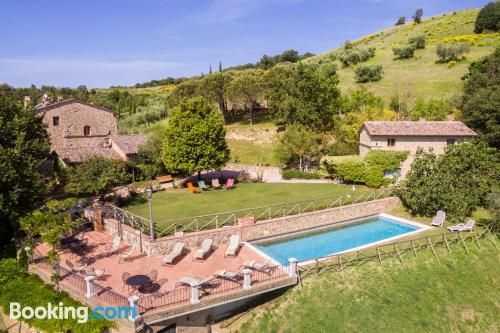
[34,230,269,296]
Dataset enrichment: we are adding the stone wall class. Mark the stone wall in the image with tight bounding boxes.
[101,197,400,257]
[40,100,117,151]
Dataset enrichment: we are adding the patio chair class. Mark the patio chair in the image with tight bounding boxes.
[211,179,222,189]
[198,180,210,191]
[447,219,475,232]
[162,242,185,265]
[176,275,214,288]
[84,268,106,279]
[149,269,158,282]
[224,178,235,190]
[225,234,240,257]
[122,272,131,292]
[241,260,272,274]
[106,234,121,254]
[214,269,242,281]
[65,259,87,274]
[119,243,139,263]
[431,210,446,227]
[187,182,202,193]
[193,239,213,260]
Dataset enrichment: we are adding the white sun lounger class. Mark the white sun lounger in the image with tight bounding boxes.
[193,239,213,260]
[215,269,241,281]
[162,242,185,265]
[241,260,272,273]
[107,234,121,254]
[431,210,446,227]
[225,235,240,257]
[447,219,475,232]
[176,275,213,288]
[119,243,139,263]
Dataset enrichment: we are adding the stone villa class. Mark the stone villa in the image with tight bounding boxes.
[359,120,477,156]
[32,95,147,165]
[359,120,477,178]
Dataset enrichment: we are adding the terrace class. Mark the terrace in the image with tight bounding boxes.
[30,230,295,326]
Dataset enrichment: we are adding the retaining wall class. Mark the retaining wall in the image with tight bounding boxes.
[102,197,400,257]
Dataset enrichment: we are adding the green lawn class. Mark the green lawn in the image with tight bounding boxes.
[228,139,278,166]
[124,183,368,223]
[223,237,500,333]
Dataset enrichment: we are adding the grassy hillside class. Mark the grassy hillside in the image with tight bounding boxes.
[217,237,500,333]
[307,9,500,106]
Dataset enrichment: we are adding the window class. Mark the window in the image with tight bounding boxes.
[447,138,456,145]
[387,138,396,147]
[52,116,59,126]
[83,126,91,136]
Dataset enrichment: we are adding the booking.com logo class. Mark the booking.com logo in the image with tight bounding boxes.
[10,302,136,323]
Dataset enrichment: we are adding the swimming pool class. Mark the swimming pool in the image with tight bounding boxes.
[252,215,424,265]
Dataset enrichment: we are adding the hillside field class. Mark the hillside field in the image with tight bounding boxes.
[217,237,500,333]
[307,9,500,105]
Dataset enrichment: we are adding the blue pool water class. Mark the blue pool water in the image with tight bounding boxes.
[253,217,419,265]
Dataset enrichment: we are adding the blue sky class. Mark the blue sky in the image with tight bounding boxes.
[0,0,490,88]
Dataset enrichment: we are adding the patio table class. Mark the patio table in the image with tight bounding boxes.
[126,275,151,288]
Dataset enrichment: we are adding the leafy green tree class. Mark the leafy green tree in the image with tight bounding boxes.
[0,93,50,255]
[411,98,451,120]
[20,199,77,281]
[486,189,500,231]
[398,142,499,221]
[65,156,131,197]
[162,97,229,177]
[389,91,410,120]
[135,128,167,180]
[395,16,406,26]
[413,8,423,23]
[474,1,500,33]
[355,64,383,83]
[266,63,340,130]
[461,47,500,148]
[275,125,323,171]
[201,71,233,116]
[226,69,266,125]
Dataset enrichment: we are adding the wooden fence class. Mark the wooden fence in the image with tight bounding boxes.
[297,227,498,283]
[152,189,391,237]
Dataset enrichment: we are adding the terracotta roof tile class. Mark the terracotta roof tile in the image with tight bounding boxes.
[111,134,148,155]
[35,99,117,115]
[362,121,477,137]
[56,147,122,164]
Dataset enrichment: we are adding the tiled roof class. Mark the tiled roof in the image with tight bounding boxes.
[56,147,122,164]
[362,121,477,137]
[111,134,148,155]
[35,99,117,115]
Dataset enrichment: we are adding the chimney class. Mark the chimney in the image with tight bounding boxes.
[42,94,52,107]
[23,96,31,109]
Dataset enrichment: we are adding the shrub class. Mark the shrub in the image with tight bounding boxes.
[320,151,408,188]
[65,156,131,197]
[282,169,321,180]
[409,35,426,49]
[447,60,457,68]
[474,1,500,33]
[339,47,376,67]
[393,45,416,59]
[355,65,383,83]
[436,43,470,62]
[395,16,406,26]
